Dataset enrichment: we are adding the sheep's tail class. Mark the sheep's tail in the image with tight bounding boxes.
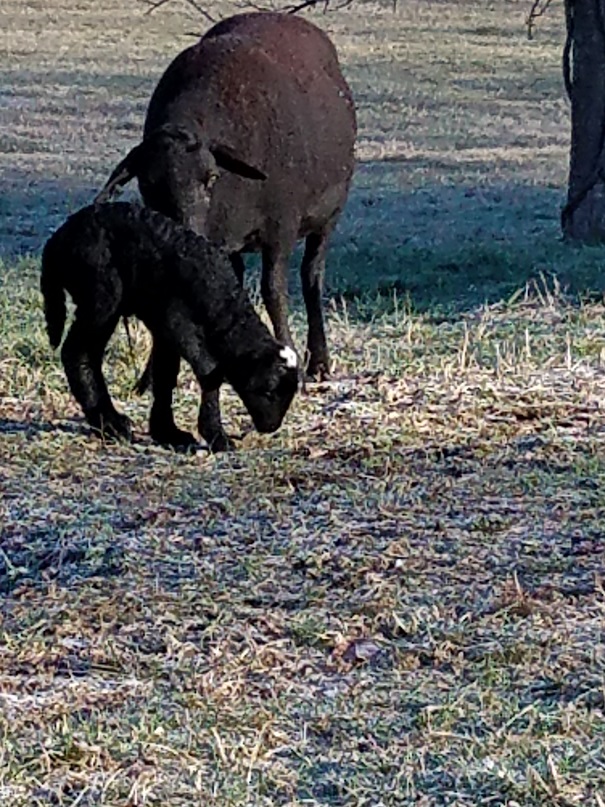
[40,237,67,349]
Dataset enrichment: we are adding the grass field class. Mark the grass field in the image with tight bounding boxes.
[2,1,605,805]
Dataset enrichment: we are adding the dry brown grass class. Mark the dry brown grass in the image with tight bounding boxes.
[2,1,605,805]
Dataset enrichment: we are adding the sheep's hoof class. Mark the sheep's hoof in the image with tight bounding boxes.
[150,424,199,451]
[305,365,330,383]
[305,351,331,382]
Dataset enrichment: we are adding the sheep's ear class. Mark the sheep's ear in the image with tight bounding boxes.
[94,142,145,203]
[209,143,267,181]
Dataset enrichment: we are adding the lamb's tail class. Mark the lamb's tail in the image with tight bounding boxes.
[40,236,67,349]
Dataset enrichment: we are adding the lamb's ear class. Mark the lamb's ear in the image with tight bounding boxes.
[94,142,146,203]
[209,143,267,181]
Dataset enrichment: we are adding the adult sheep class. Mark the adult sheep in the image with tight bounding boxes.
[40,202,300,451]
[96,11,357,449]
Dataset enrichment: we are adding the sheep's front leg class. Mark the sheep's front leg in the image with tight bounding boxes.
[148,338,198,449]
[301,229,332,380]
[261,237,297,351]
[61,316,132,441]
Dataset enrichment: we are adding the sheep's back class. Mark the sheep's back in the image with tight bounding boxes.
[144,12,356,242]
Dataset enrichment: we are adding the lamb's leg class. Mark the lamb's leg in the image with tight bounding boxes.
[301,229,331,380]
[261,237,297,350]
[193,254,243,451]
[152,314,233,453]
[61,315,132,441]
[198,389,234,453]
[166,327,234,453]
[230,252,246,285]
[147,338,198,449]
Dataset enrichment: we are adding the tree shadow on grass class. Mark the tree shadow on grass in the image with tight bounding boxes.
[327,168,605,319]
[3,160,605,321]
[0,169,139,260]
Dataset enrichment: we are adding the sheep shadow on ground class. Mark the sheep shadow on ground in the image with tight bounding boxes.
[0,416,217,450]
[0,417,83,437]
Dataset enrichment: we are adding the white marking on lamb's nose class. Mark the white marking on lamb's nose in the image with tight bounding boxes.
[279,346,298,368]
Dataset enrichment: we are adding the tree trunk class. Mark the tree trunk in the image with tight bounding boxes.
[562,0,605,241]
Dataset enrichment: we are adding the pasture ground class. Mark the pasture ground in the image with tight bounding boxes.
[1,1,605,804]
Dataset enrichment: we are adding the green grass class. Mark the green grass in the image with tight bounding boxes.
[2,0,605,805]
[3,260,605,805]
[329,237,605,314]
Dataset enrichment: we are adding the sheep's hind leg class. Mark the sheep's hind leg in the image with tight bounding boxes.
[61,315,132,441]
[301,229,332,380]
[147,338,198,450]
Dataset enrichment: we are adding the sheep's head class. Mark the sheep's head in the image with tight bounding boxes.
[94,124,266,235]
[227,344,300,434]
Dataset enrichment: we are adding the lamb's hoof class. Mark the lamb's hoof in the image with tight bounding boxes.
[204,432,236,453]
[88,411,133,442]
[150,425,199,452]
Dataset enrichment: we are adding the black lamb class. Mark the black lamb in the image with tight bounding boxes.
[40,202,300,451]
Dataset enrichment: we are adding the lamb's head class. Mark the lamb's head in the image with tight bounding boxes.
[94,124,266,234]
[227,344,300,434]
